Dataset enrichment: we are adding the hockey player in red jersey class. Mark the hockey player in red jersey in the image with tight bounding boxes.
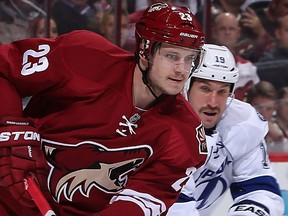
[0,2,207,216]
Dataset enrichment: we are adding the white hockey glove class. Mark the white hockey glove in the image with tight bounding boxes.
[228,200,270,216]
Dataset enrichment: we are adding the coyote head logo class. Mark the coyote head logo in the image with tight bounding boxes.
[42,140,153,202]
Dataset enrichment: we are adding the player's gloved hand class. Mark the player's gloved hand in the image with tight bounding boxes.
[229,200,270,216]
[0,117,48,207]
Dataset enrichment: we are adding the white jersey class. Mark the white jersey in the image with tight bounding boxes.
[167,99,284,216]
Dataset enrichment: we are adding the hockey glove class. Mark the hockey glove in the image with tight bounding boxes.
[229,200,270,216]
[0,117,48,207]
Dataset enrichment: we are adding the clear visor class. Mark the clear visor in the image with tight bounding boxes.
[158,43,204,73]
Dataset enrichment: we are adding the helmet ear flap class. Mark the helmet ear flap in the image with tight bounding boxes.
[137,39,150,59]
[137,39,161,61]
[136,39,150,72]
[135,39,148,65]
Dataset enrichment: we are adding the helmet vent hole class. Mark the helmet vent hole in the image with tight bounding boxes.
[223,76,226,79]
[211,75,215,78]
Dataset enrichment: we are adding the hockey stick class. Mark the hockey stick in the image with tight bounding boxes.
[24,175,56,216]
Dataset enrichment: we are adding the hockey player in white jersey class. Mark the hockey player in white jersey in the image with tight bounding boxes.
[167,44,284,216]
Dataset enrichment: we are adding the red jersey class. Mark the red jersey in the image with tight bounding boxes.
[0,30,207,216]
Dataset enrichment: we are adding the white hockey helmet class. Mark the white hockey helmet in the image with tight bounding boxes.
[192,44,239,84]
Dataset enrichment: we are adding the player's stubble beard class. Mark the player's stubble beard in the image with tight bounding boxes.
[147,71,185,97]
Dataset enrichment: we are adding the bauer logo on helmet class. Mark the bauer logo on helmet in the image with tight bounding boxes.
[180,32,198,38]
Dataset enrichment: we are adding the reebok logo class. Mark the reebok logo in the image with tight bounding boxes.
[28,145,33,157]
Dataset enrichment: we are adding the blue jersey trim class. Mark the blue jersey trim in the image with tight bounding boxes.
[230,176,281,199]
[176,193,196,203]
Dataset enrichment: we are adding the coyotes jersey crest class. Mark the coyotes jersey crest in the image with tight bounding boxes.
[43,139,152,202]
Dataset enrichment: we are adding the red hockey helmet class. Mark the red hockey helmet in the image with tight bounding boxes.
[135,2,205,58]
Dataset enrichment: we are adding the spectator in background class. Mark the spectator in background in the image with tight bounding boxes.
[29,16,58,38]
[100,8,133,52]
[86,0,110,34]
[273,86,288,152]
[246,81,285,148]
[239,0,288,62]
[276,87,288,138]
[213,12,259,101]
[171,0,197,12]
[241,0,271,11]
[257,14,288,90]
[0,0,45,43]
[196,0,245,43]
[196,0,245,30]
[52,0,99,35]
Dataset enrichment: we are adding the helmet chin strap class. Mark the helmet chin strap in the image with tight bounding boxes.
[136,41,166,101]
[137,59,160,99]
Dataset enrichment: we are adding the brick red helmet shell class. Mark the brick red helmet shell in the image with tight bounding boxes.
[135,2,205,57]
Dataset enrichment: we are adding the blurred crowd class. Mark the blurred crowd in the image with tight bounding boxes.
[0,0,287,152]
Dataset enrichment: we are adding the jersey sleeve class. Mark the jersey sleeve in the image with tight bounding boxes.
[166,132,218,216]
[166,176,200,216]
[0,34,73,117]
[98,159,197,216]
[226,106,284,215]
[229,140,284,216]
[0,30,133,118]
[167,100,284,216]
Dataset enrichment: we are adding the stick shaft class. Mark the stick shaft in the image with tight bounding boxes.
[25,176,56,216]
